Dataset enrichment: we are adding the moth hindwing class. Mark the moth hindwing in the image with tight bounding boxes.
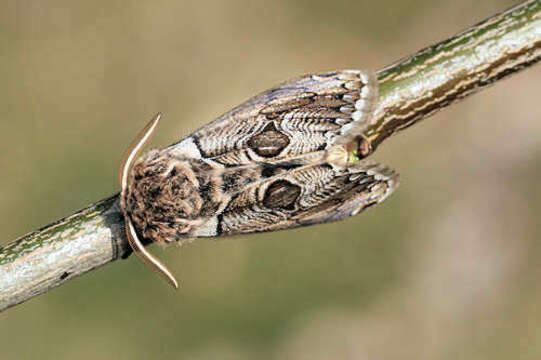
[119,70,399,287]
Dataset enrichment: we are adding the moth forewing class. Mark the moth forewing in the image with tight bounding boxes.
[167,70,379,165]
[120,69,398,288]
[215,158,399,235]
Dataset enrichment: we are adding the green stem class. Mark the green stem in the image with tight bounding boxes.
[366,0,540,148]
[0,195,129,311]
[1,0,539,313]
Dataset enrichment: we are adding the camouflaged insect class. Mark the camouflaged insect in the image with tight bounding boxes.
[119,70,399,288]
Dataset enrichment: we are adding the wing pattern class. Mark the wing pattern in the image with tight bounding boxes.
[167,70,378,165]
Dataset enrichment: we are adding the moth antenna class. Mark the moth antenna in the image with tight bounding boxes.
[119,112,162,195]
[126,220,179,289]
[119,113,180,289]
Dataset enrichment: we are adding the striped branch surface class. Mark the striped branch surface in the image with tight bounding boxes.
[1,0,539,312]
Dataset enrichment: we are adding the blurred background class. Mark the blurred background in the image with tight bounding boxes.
[1,0,540,359]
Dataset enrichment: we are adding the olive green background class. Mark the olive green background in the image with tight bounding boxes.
[1,0,540,359]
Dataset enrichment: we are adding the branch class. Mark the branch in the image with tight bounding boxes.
[365,0,540,148]
[1,0,539,312]
[0,195,130,311]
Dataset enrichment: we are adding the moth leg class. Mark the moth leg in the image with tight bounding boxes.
[119,113,179,289]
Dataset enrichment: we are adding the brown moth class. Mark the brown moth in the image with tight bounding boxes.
[119,70,399,288]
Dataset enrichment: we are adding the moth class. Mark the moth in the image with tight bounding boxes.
[119,70,399,288]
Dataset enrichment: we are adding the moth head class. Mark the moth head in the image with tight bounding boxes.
[125,152,222,244]
[118,113,180,289]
